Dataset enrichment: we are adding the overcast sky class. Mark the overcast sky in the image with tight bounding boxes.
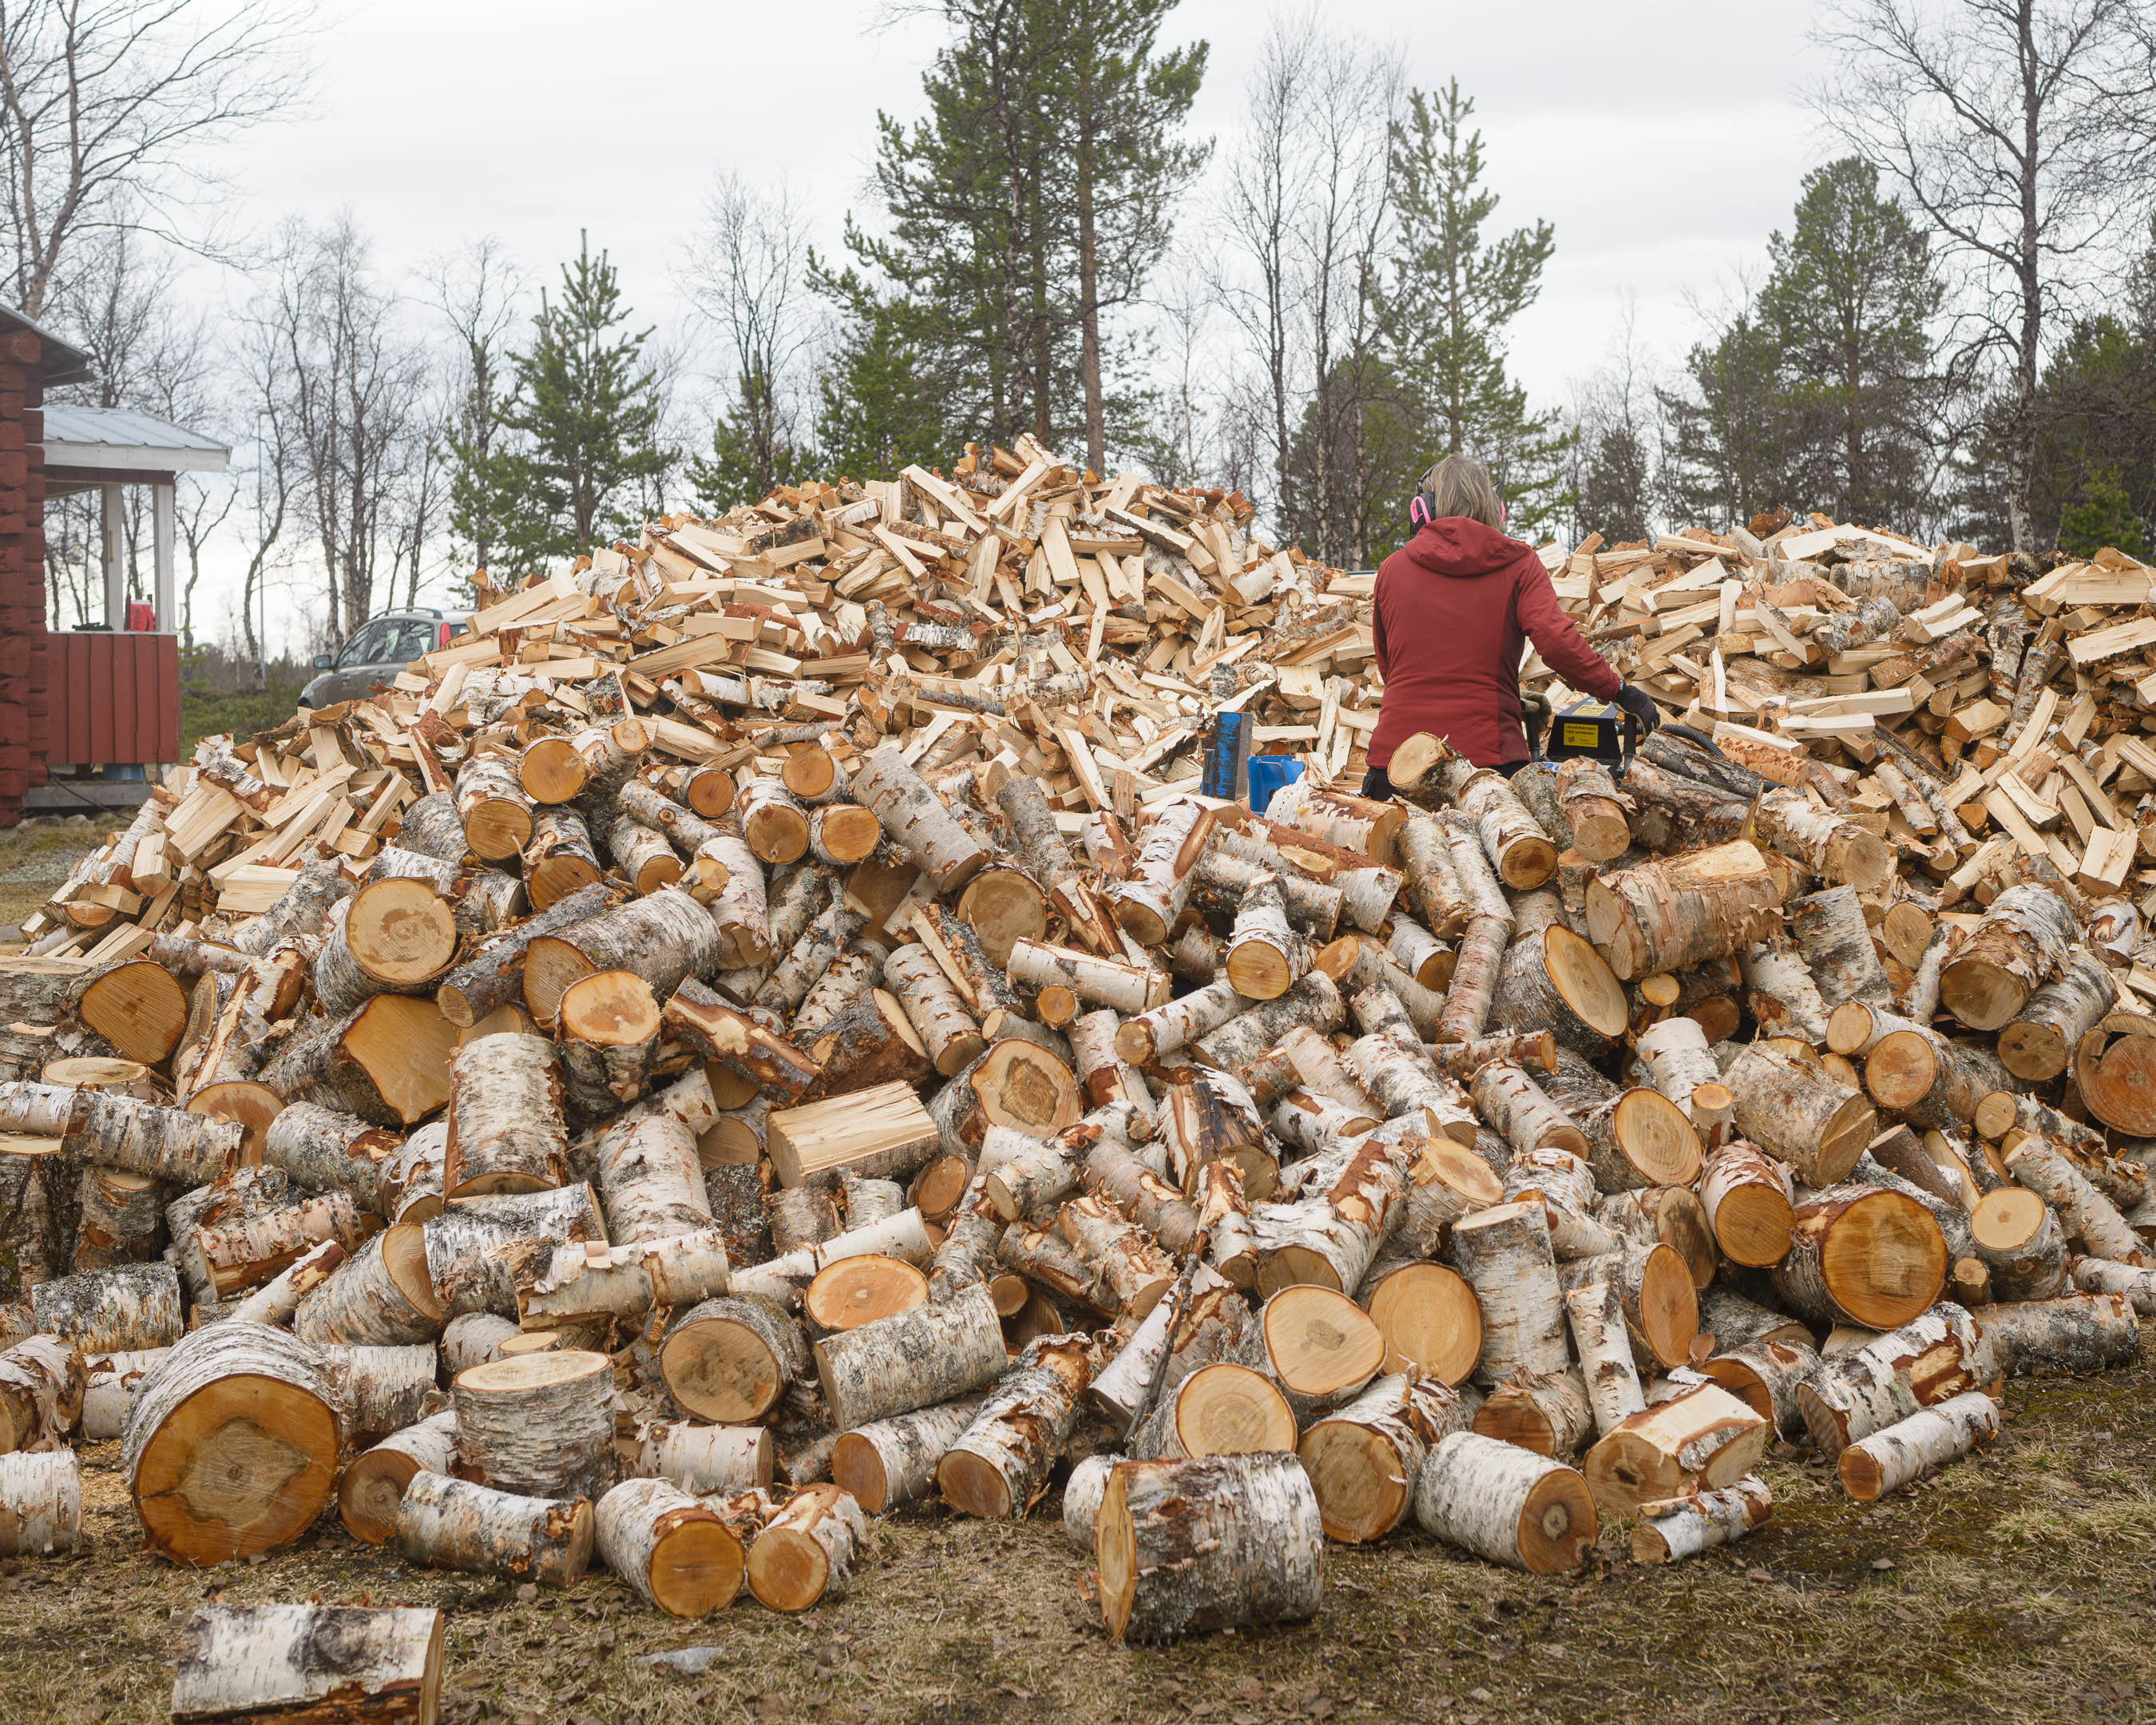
[179,0,1830,652]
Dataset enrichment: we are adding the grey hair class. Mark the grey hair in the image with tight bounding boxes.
[1418,454,1504,529]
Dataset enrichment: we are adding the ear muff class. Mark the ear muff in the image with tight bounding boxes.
[1409,490,1434,529]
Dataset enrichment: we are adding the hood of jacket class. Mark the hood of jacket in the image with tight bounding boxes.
[1401,515,1532,578]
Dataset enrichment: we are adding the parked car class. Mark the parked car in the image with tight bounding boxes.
[301,609,470,707]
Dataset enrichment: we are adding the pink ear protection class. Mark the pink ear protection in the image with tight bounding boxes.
[1409,490,1434,529]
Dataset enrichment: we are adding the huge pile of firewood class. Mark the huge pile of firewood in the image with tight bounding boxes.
[0,446,2153,1707]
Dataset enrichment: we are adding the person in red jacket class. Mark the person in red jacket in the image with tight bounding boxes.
[1364,454,1659,795]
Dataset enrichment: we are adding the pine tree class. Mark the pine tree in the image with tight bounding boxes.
[1378,80,1560,524]
[497,233,671,568]
[810,260,950,479]
[2058,465,2150,561]
[1578,424,1653,545]
[1659,307,1789,529]
[686,371,807,514]
[1756,157,1943,527]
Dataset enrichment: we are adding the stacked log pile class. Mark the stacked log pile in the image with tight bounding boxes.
[0,462,2147,1671]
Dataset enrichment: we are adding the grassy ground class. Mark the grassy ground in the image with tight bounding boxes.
[180,679,303,757]
[0,813,132,931]
[3,1344,2152,1725]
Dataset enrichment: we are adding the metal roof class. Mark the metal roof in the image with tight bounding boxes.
[0,303,91,386]
[41,403,231,474]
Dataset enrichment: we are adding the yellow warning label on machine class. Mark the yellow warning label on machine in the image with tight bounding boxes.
[1562,723,1601,748]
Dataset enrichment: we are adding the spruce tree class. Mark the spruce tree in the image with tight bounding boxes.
[2058,465,2150,561]
[1578,424,1653,545]
[497,233,671,567]
[686,371,806,514]
[1659,308,1789,530]
[1378,81,1560,525]
[809,259,951,480]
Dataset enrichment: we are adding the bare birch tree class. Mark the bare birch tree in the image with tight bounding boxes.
[0,0,311,316]
[1817,0,2156,549]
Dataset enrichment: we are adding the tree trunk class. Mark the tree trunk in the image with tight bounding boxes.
[263,1102,400,1214]
[1487,891,1624,1055]
[1702,1336,1819,1439]
[1343,1034,1477,1144]
[1939,883,2075,1031]
[2004,1138,2142,1265]
[1722,1044,1876,1186]
[882,944,987,1077]
[1472,1367,1594,1458]
[1096,1453,1325,1641]
[520,886,723,1025]
[339,1409,458,1545]
[1755,789,1892,891]
[0,1333,82,1453]
[0,1081,240,1186]
[1449,763,1559,889]
[1579,1382,1770,1514]
[799,988,933,1100]
[1837,1391,1999,1501]
[0,1449,77,1555]
[1584,840,1787,981]
[124,1322,340,1564]
[1471,1061,1587,1158]
[1190,973,1345,1076]
[1740,941,1831,1043]
[656,1295,807,1423]
[1412,1430,1597,1573]
[1863,1026,2014,1132]
[30,1261,182,1351]
[1223,875,1309,1002]
[1635,1016,1734,1140]
[182,1190,365,1300]
[1979,1291,2139,1376]
[1397,814,1468,937]
[396,1469,593,1586]
[294,1223,443,1347]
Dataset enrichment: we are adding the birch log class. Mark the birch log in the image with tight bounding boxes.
[396,1471,593,1587]
[1298,1374,1476,1543]
[1722,1044,1876,1186]
[596,1477,746,1616]
[1451,1200,1569,1382]
[442,1033,567,1197]
[1629,1477,1774,1564]
[1096,1453,1324,1642]
[813,1281,1007,1429]
[937,1331,1091,1517]
[169,1604,442,1723]
[339,1409,458,1543]
[1583,840,1787,981]
[0,1449,79,1555]
[1794,1303,1988,1456]
[746,1483,868,1612]
[1837,1392,1999,1501]
[1998,948,2115,1082]
[1939,884,2076,1031]
[830,1398,981,1513]
[1488,890,1627,1056]
[1580,1382,1770,1514]
[1413,1431,1598,1573]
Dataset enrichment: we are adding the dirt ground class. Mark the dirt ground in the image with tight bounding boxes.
[2,1340,2151,1725]
[0,813,133,934]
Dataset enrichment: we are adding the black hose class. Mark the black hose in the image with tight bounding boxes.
[1659,723,1728,760]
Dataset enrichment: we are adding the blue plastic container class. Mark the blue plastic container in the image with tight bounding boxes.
[1246,754,1306,814]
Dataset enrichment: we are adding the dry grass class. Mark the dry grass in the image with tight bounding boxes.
[0,814,132,930]
[6,1346,2156,1725]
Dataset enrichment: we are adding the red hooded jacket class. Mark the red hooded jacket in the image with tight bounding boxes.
[1369,516,1622,771]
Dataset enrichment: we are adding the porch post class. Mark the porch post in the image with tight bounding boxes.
[101,482,124,626]
[153,482,175,633]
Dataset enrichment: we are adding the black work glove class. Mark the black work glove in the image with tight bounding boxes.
[1613,682,1663,739]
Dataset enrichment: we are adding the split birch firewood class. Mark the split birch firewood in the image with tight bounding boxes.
[30,1262,182,1351]
[443,1033,567,1197]
[1701,1335,1821,1439]
[1968,1184,2068,1299]
[1298,1373,1476,1544]
[2004,1137,2142,1264]
[1584,840,1787,981]
[1722,1043,1875,1187]
[519,885,724,1024]
[1863,1025,2014,1131]
[1939,882,2075,1031]
[747,1482,868,1612]
[1629,1476,1774,1564]
[1413,1430,1597,1573]
[124,1322,341,1564]
[0,1449,79,1554]
[1563,1272,1646,1438]
[1451,1200,1569,1382]
[655,1294,808,1423]
[827,1398,979,1513]
[936,1331,1090,1518]
[397,1470,593,1587]
[1837,1390,1999,1501]
[181,1189,365,1300]
[1635,1016,1734,1140]
[1997,948,2115,1082]
[1698,1140,1796,1267]
[169,1604,443,1724]
[1772,1184,1948,1330]
[453,1348,616,1501]
[422,1184,605,1318]
[1096,1452,1324,1642]
[339,1408,458,1543]
[1741,940,1832,1044]
[1487,890,1627,1056]
[295,1224,444,1347]
[1580,1382,1770,1515]
[1979,1291,2138,1375]
[1472,1366,1595,1457]
[1793,1303,1987,1457]
[0,1334,82,1453]
[596,1477,747,1616]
